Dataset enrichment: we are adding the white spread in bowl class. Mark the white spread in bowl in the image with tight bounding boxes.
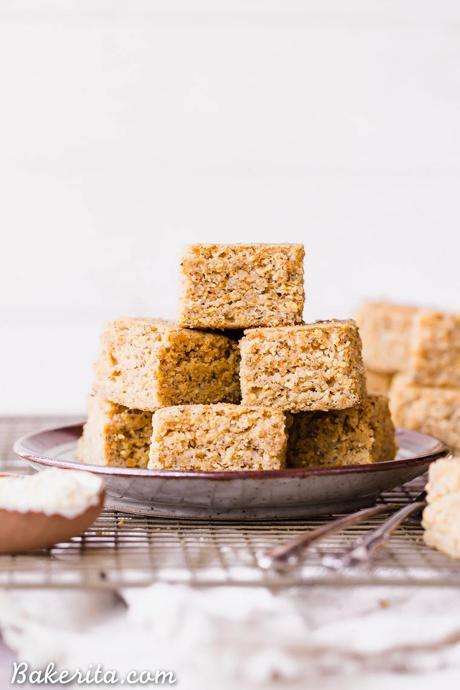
[0,469,103,519]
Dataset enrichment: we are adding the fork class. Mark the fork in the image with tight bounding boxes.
[258,493,426,572]
[258,502,399,571]
[322,493,426,570]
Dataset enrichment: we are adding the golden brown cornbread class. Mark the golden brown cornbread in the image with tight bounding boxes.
[95,317,240,411]
[423,457,460,559]
[409,309,460,388]
[178,244,305,329]
[390,374,460,452]
[288,395,397,468]
[148,404,288,471]
[239,320,366,413]
[366,368,393,395]
[356,301,418,373]
[77,395,152,468]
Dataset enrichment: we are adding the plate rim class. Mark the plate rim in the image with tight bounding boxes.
[13,423,450,481]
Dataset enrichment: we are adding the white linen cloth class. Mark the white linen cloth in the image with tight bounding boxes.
[1,585,460,689]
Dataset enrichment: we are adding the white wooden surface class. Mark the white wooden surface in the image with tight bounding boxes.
[1,0,460,413]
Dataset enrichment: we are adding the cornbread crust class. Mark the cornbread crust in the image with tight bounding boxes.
[356,301,418,373]
[288,395,397,468]
[423,457,460,559]
[95,317,240,411]
[409,309,460,388]
[148,404,288,471]
[77,396,152,468]
[239,320,366,413]
[178,244,305,329]
[366,369,393,395]
[390,374,460,452]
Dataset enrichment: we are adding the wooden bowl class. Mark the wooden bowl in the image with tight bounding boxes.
[0,473,105,554]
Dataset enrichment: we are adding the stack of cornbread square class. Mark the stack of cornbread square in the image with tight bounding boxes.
[78,245,396,471]
[391,310,460,453]
[356,301,419,395]
[357,301,460,453]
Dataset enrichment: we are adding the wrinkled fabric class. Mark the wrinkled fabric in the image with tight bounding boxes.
[0,585,460,689]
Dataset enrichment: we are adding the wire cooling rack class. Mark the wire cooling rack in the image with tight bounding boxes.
[2,416,460,589]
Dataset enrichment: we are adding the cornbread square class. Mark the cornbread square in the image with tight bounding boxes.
[148,404,288,471]
[423,457,460,559]
[409,309,460,388]
[425,456,460,502]
[390,374,460,452]
[95,318,240,411]
[178,244,305,329]
[239,320,366,413]
[288,395,397,469]
[423,494,460,559]
[366,368,393,395]
[356,301,418,373]
[77,395,152,468]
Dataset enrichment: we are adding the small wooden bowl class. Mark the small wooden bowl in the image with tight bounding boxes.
[0,481,105,554]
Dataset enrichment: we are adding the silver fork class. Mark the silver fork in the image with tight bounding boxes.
[258,493,426,572]
[258,502,399,571]
[322,494,426,570]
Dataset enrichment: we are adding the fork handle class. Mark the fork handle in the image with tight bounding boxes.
[259,502,399,570]
[322,500,426,570]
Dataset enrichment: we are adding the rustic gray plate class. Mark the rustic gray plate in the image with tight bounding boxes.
[14,424,448,520]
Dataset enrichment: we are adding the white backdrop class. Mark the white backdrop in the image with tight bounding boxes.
[1,0,459,413]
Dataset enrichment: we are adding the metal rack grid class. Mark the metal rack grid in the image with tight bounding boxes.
[2,416,460,589]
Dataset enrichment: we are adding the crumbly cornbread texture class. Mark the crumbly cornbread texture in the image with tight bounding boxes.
[390,374,460,452]
[425,456,460,502]
[148,404,288,471]
[409,309,460,388]
[95,318,240,411]
[356,301,418,373]
[178,244,305,329]
[77,396,152,468]
[239,320,366,413]
[423,457,460,559]
[288,395,397,468]
[366,368,393,395]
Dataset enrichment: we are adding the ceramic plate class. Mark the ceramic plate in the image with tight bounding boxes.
[14,424,449,520]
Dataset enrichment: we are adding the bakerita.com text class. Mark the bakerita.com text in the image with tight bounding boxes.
[11,662,177,685]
